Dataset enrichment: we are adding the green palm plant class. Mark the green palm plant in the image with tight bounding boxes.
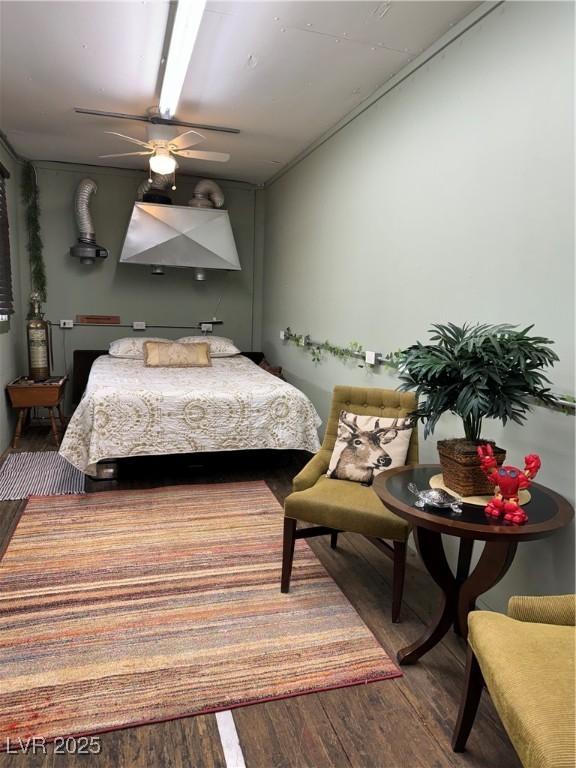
[398,323,558,441]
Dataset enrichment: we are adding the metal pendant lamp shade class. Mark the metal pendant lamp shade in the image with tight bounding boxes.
[119,203,241,272]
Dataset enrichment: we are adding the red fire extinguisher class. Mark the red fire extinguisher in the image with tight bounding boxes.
[26,291,51,381]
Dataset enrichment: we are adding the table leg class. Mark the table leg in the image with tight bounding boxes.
[12,408,27,448]
[57,404,66,431]
[453,538,475,635]
[49,408,60,446]
[397,527,458,665]
[399,530,519,663]
[456,540,517,638]
[456,538,475,583]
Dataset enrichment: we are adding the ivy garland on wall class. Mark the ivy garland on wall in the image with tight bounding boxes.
[283,328,402,371]
[21,162,46,313]
[282,327,575,415]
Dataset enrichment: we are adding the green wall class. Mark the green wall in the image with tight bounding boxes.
[0,141,24,452]
[31,162,258,412]
[261,2,575,610]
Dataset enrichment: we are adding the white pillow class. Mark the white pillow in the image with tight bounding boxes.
[177,335,241,357]
[108,337,167,359]
[327,412,413,485]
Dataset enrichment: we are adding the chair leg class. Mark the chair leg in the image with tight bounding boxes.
[330,531,339,550]
[392,540,407,623]
[452,646,485,752]
[281,517,297,593]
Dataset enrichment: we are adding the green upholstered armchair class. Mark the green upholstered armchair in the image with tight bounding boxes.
[282,386,419,622]
[453,595,576,768]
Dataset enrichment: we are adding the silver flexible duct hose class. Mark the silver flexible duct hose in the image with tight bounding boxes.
[137,174,173,201]
[194,179,225,208]
[70,178,108,264]
[74,179,98,241]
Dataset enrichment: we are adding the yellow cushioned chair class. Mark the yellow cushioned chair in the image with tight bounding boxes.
[282,386,418,622]
[453,595,576,768]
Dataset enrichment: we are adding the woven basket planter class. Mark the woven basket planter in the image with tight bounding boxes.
[437,439,506,496]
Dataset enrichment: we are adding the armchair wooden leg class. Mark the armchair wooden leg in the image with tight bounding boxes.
[281,517,297,593]
[452,646,485,752]
[330,531,339,550]
[392,540,407,623]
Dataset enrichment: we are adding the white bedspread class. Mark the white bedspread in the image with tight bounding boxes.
[60,355,321,474]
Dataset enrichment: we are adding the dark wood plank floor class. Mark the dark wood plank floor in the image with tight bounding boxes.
[0,428,521,768]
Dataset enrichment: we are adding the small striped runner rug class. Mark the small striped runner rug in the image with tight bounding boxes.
[0,481,400,745]
[0,451,85,500]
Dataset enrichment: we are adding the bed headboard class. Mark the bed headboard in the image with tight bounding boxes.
[72,349,265,404]
[72,350,107,403]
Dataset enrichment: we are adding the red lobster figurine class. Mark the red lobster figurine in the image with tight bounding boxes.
[477,444,541,525]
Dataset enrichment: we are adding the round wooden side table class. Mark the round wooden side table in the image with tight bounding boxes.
[373,464,574,665]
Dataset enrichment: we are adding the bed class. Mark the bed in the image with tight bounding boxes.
[59,354,321,475]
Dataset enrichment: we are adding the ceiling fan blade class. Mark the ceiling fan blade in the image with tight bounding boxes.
[174,143,210,152]
[104,131,151,149]
[170,129,205,149]
[75,107,240,134]
[99,151,153,158]
[175,150,231,163]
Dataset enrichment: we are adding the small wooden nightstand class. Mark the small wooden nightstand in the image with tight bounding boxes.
[6,376,68,448]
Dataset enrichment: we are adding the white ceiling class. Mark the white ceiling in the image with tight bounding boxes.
[0,1,480,184]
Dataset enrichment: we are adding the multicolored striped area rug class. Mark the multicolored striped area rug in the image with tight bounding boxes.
[0,451,85,500]
[0,481,399,745]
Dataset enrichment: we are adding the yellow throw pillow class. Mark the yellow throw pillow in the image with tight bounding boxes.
[327,411,413,485]
[143,341,212,368]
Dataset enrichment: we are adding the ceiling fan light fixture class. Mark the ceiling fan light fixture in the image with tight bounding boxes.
[159,0,208,118]
[149,148,177,175]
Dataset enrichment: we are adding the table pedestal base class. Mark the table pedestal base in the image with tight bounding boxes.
[397,528,517,665]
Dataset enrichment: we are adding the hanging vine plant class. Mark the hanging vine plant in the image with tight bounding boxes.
[21,162,46,314]
[284,328,402,371]
[281,326,573,414]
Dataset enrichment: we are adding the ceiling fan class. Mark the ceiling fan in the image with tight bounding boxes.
[77,0,239,179]
[99,123,231,177]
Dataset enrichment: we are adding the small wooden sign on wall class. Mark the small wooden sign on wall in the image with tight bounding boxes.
[75,315,121,325]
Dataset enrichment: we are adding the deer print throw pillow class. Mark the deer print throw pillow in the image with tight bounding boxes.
[327,412,413,485]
